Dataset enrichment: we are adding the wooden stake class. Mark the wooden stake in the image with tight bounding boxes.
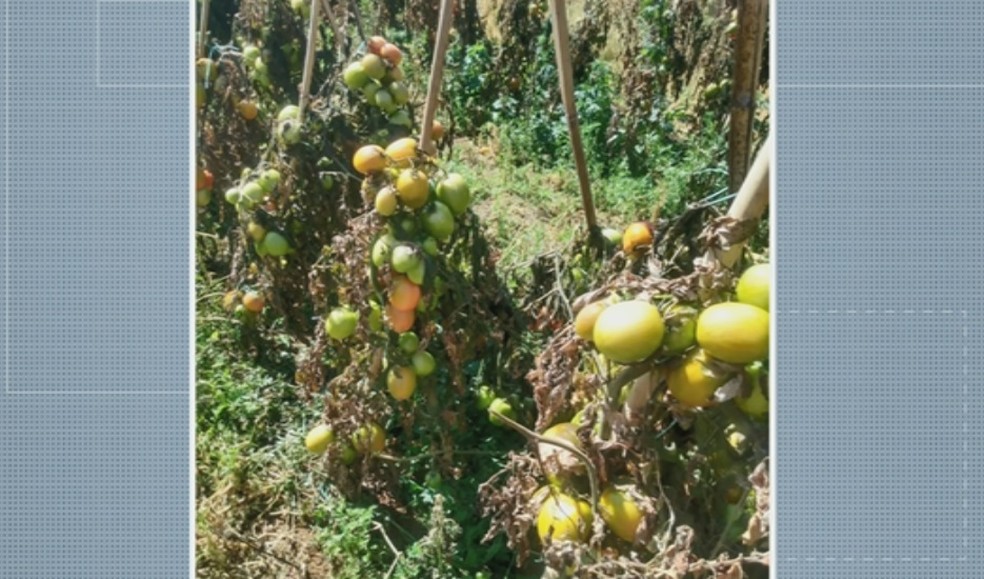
[419,0,455,156]
[716,132,771,267]
[727,0,768,192]
[297,0,322,122]
[197,0,211,58]
[547,0,597,235]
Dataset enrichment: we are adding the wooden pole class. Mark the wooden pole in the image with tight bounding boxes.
[419,0,455,156]
[297,0,322,122]
[715,132,771,267]
[197,0,211,58]
[727,0,768,192]
[546,0,597,235]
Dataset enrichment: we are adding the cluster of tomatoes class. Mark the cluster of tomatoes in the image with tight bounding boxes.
[342,36,413,128]
[530,230,771,548]
[304,136,473,459]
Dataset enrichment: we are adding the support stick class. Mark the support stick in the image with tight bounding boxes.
[727,0,768,192]
[419,0,455,156]
[197,0,211,58]
[297,0,323,122]
[547,0,597,236]
[715,132,772,267]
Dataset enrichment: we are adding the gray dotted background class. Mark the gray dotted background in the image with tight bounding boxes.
[1,0,189,577]
[777,1,983,576]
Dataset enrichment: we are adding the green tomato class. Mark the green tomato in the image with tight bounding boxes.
[343,62,369,90]
[241,182,265,204]
[421,237,439,256]
[406,260,426,286]
[411,351,436,377]
[398,332,419,354]
[436,173,471,216]
[476,385,496,410]
[601,227,623,246]
[277,105,301,122]
[224,188,241,206]
[195,188,212,207]
[368,301,383,332]
[371,236,393,268]
[242,44,261,64]
[257,169,281,192]
[277,119,302,145]
[488,398,516,427]
[374,89,394,110]
[388,110,412,128]
[361,54,386,80]
[391,244,421,274]
[326,307,359,340]
[388,82,409,106]
[320,172,334,190]
[262,232,290,257]
[422,202,455,241]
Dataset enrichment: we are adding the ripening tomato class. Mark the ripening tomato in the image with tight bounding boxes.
[386,366,417,400]
[353,145,387,175]
[242,291,265,313]
[396,169,430,209]
[352,423,385,454]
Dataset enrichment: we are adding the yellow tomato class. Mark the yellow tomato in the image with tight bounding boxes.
[384,137,418,168]
[574,301,607,341]
[599,487,643,542]
[666,349,733,408]
[592,301,665,363]
[536,493,592,544]
[696,302,769,364]
[353,145,386,175]
[304,424,334,454]
[735,262,770,311]
[396,169,430,209]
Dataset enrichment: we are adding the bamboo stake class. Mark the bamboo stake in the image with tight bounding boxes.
[547,0,597,236]
[715,132,772,267]
[419,0,455,156]
[297,0,323,122]
[727,0,768,192]
[197,0,211,58]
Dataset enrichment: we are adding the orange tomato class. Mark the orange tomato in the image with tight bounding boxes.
[237,99,259,120]
[380,43,403,65]
[622,221,654,254]
[389,276,422,311]
[431,120,445,141]
[386,304,415,332]
[367,36,387,55]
